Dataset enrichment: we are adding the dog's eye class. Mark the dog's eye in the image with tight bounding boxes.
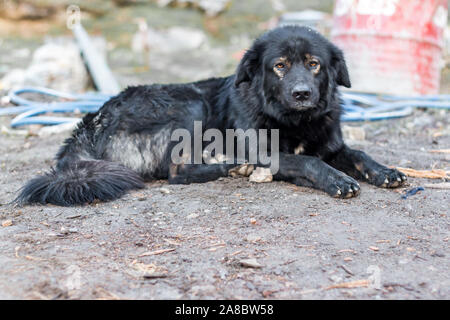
[309,61,319,68]
[275,63,285,69]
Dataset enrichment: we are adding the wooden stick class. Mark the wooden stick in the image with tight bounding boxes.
[138,248,175,257]
[396,167,449,179]
[429,149,450,154]
[325,279,370,290]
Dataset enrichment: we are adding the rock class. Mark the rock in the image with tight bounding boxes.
[1,220,13,227]
[229,163,254,177]
[249,167,273,183]
[155,0,231,17]
[239,258,263,268]
[197,0,231,17]
[159,187,171,194]
[187,213,199,219]
[132,26,207,54]
[246,234,262,243]
[1,40,89,93]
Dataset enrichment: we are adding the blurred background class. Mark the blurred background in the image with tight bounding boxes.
[0,0,448,97]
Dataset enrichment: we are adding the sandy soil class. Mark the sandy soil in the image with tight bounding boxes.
[0,108,448,300]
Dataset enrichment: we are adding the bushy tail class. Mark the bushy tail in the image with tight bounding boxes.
[15,160,145,206]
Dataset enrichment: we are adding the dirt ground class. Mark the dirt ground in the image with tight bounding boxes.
[0,108,449,300]
[0,0,449,301]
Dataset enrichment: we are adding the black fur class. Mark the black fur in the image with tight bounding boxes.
[16,26,406,206]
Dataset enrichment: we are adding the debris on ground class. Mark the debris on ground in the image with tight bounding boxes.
[249,167,273,183]
[396,167,450,179]
[1,220,12,227]
[401,187,425,200]
[138,248,176,257]
[429,149,450,154]
[131,262,169,279]
[132,25,207,54]
[423,182,450,189]
[239,258,263,269]
[229,163,254,177]
[159,187,171,194]
[155,0,231,17]
[325,279,370,290]
[0,41,89,93]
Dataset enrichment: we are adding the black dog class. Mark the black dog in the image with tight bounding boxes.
[16,26,406,206]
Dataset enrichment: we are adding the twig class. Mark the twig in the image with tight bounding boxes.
[340,265,354,276]
[138,248,175,257]
[396,167,449,179]
[429,149,450,154]
[325,279,370,290]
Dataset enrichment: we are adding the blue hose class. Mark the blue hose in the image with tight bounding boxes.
[1,87,450,127]
[0,87,111,127]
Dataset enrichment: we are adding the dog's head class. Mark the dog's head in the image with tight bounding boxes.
[235,26,350,116]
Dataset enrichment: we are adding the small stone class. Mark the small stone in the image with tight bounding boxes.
[246,234,262,243]
[187,213,199,219]
[239,258,263,268]
[330,275,343,283]
[2,220,13,227]
[229,163,254,177]
[159,187,171,194]
[249,167,273,183]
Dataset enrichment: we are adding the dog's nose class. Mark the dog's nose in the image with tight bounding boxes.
[292,85,312,101]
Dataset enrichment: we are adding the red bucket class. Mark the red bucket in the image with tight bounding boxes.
[331,0,448,95]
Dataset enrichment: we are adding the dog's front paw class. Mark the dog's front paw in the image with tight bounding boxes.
[326,175,361,199]
[366,168,407,188]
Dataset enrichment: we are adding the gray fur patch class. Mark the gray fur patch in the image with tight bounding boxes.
[107,127,171,176]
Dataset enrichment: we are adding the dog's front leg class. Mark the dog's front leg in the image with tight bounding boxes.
[274,153,361,198]
[326,145,407,188]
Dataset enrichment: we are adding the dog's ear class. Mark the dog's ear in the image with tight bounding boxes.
[234,47,260,87]
[330,45,351,88]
